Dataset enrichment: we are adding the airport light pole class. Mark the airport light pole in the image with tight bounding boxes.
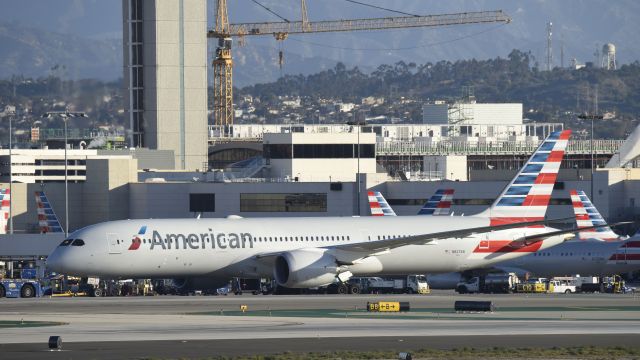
[578,113,603,200]
[7,109,15,234]
[42,111,87,237]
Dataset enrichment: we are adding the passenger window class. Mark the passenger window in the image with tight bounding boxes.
[59,239,73,246]
[71,239,85,246]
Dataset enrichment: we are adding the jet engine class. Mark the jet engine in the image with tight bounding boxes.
[274,248,340,288]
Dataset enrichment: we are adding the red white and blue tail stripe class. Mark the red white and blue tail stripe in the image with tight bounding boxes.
[482,130,572,226]
[570,189,619,241]
[0,188,9,234]
[35,191,64,233]
[418,189,454,216]
[368,191,396,216]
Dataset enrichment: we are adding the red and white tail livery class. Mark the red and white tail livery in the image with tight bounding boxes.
[368,191,396,216]
[35,191,64,233]
[0,188,9,234]
[570,189,620,241]
[480,130,572,226]
[418,189,454,216]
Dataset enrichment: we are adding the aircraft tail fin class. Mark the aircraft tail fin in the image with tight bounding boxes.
[0,188,10,234]
[570,189,619,241]
[35,191,64,233]
[418,189,454,216]
[477,130,572,226]
[367,191,396,216]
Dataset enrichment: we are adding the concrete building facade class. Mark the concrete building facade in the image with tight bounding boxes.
[263,132,377,182]
[123,0,208,171]
[422,102,523,125]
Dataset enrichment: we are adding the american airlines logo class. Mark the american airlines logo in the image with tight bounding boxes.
[128,226,146,250]
[128,226,254,250]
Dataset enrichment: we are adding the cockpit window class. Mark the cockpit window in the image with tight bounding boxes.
[59,239,73,246]
[71,239,85,246]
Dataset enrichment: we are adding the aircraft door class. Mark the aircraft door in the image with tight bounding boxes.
[616,246,628,265]
[107,233,122,254]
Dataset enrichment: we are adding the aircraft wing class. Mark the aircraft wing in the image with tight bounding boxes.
[330,218,572,254]
[512,221,634,246]
[253,219,554,262]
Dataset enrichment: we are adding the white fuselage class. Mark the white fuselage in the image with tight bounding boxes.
[497,238,640,277]
[46,216,563,279]
[427,238,640,289]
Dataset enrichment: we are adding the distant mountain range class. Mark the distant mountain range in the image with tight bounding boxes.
[1,0,639,86]
[0,21,121,80]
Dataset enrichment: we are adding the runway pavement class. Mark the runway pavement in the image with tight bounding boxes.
[1,292,639,359]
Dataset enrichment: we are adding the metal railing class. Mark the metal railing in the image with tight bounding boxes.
[375,139,624,156]
[37,128,125,140]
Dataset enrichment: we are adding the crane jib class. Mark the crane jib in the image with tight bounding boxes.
[208,10,511,38]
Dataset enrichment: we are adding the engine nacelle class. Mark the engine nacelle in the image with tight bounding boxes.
[274,248,339,288]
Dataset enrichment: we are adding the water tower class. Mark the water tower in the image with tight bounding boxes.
[601,43,617,70]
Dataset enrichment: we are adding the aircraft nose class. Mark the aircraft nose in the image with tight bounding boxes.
[46,248,66,274]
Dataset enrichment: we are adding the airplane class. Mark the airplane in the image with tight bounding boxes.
[48,130,590,290]
[426,190,639,288]
[369,179,639,287]
[368,189,454,216]
[35,191,64,234]
[570,190,623,241]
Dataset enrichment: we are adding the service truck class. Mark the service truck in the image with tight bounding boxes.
[548,277,577,293]
[576,275,625,293]
[455,273,520,294]
[366,275,430,294]
[515,278,554,293]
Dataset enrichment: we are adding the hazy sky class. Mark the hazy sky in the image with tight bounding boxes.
[1,0,638,82]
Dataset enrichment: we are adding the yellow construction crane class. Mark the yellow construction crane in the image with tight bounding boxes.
[209,1,511,127]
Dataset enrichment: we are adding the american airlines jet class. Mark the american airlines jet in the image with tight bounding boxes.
[570,190,623,241]
[48,131,584,290]
[422,190,638,287]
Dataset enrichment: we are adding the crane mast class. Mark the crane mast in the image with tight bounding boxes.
[212,0,234,127]
[209,1,511,127]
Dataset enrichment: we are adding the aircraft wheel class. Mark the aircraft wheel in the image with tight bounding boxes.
[337,283,348,295]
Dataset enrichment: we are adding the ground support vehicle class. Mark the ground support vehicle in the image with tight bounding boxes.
[231,278,273,295]
[548,278,577,294]
[515,278,554,293]
[366,275,430,294]
[575,275,625,293]
[43,276,107,297]
[0,279,43,298]
[455,273,520,294]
